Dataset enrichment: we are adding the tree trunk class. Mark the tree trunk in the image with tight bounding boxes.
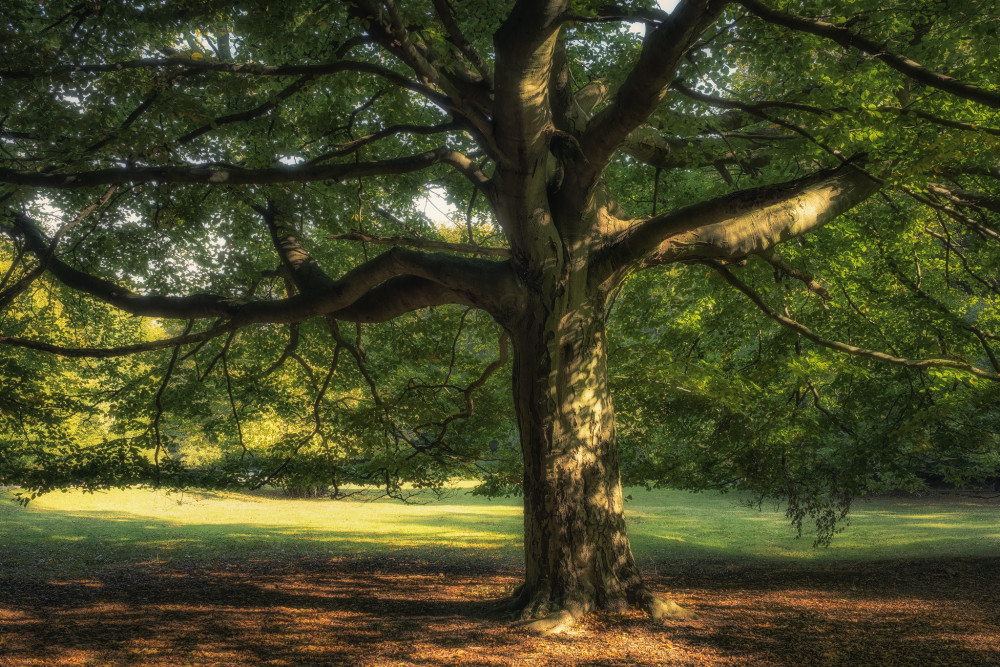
[507,282,693,633]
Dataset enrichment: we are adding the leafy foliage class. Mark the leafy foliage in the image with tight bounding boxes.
[1,0,998,549]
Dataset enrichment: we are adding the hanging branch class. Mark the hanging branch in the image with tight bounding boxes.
[879,245,1000,373]
[409,330,511,456]
[262,322,301,376]
[220,340,248,462]
[251,343,344,489]
[737,0,1000,108]
[0,321,239,358]
[152,321,194,482]
[924,227,1000,297]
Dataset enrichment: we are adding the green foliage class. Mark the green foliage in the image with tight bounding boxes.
[1,0,998,546]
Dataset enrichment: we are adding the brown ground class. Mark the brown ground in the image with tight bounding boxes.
[1,556,998,666]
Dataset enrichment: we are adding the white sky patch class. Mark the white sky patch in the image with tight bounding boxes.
[420,186,461,228]
[629,0,681,35]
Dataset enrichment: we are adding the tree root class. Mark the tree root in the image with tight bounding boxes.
[640,590,697,621]
[500,584,694,635]
[513,608,578,636]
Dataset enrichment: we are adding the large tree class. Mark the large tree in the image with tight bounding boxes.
[2,0,999,633]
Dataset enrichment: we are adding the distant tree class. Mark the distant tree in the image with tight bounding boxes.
[2,0,998,633]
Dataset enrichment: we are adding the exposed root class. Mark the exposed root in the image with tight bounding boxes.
[513,609,578,636]
[642,592,697,621]
[502,582,694,634]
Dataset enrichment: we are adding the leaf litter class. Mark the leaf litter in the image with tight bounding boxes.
[1,555,998,665]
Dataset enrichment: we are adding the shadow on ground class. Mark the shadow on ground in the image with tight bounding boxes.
[1,556,998,666]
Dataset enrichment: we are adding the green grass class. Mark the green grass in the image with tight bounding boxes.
[2,485,998,578]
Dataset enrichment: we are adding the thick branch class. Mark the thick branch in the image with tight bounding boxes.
[431,0,494,86]
[737,0,1000,109]
[578,0,725,179]
[598,160,880,281]
[492,0,566,164]
[8,211,512,324]
[331,275,476,323]
[259,201,336,293]
[347,0,494,141]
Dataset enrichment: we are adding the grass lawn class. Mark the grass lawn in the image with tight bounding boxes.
[1,485,998,665]
[2,485,997,576]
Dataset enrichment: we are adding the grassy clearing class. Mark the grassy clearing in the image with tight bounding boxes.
[2,485,998,579]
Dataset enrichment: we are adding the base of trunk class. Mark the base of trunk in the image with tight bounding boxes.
[501,580,696,635]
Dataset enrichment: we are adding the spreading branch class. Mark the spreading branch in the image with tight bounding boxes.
[597,160,880,281]
[737,0,1000,109]
[710,261,1000,382]
[7,211,513,324]
[0,147,484,190]
[0,322,239,358]
[578,0,726,180]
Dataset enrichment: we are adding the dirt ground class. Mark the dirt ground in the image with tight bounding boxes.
[1,555,997,666]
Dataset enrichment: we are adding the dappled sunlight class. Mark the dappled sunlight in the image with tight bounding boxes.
[5,488,999,571]
[2,488,999,664]
[2,557,997,666]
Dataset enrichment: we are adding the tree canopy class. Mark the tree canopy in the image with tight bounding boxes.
[2,0,999,632]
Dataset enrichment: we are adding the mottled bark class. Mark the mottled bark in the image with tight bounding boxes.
[502,235,691,633]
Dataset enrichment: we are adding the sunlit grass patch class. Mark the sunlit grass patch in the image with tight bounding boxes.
[1,486,997,579]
